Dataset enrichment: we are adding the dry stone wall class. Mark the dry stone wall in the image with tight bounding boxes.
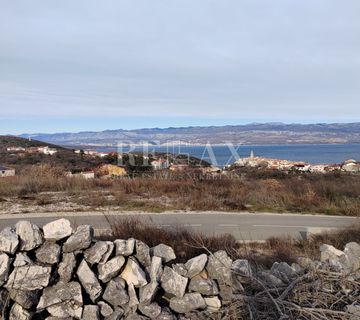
[0,219,359,320]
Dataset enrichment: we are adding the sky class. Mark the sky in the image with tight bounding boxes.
[0,0,360,134]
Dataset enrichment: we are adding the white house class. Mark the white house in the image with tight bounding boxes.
[151,158,170,170]
[67,171,95,179]
[38,146,58,155]
[98,152,109,158]
[84,150,98,156]
[292,163,311,172]
[309,165,327,173]
[0,166,15,177]
[342,160,360,173]
[6,147,25,152]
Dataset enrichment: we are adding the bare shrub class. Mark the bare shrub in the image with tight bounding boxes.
[1,165,360,216]
[101,216,238,263]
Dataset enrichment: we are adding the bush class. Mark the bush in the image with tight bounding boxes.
[101,216,238,263]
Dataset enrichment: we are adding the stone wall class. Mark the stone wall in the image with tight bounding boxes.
[0,219,359,320]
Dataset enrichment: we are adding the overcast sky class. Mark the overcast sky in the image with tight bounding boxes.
[1,0,360,134]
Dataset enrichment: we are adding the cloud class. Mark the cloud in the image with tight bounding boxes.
[0,0,360,133]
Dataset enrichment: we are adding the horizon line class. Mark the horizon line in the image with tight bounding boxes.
[11,121,360,137]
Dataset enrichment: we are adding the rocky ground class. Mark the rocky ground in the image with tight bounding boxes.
[0,219,359,319]
[0,192,169,215]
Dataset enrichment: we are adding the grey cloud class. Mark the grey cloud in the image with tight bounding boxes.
[0,0,359,123]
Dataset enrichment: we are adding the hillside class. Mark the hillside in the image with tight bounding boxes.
[0,135,63,150]
[0,136,104,171]
[19,122,360,146]
[0,136,209,172]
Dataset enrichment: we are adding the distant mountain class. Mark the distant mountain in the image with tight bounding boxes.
[19,123,360,147]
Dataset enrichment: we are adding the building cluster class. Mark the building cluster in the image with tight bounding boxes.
[74,150,111,158]
[66,164,127,180]
[2,146,359,180]
[0,166,15,178]
[234,152,360,173]
[6,146,58,156]
[150,157,221,174]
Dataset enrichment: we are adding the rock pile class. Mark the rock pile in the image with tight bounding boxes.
[0,219,232,319]
[0,219,359,320]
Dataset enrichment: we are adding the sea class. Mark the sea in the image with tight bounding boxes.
[96,144,360,167]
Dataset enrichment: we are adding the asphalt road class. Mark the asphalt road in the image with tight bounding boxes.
[0,211,358,241]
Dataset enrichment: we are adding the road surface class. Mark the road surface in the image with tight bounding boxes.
[0,211,358,241]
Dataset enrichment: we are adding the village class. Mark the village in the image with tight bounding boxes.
[232,151,360,173]
[1,144,360,179]
[1,144,220,179]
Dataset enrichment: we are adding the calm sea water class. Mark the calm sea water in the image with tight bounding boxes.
[96,144,360,167]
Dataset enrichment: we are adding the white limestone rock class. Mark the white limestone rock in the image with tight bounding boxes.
[13,252,33,267]
[188,274,219,296]
[160,267,188,298]
[47,302,83,319]
[85,241,114,265]
[320,244,345,262]
[185,254,207,278]
[103,278,129,307]
[98,301,113,317]
[169,293,206,314]
[232,259,252,278]
[37,281,83,311]
[259,271,284,287]
[128,283,140,308]
[135,240,151,269]
[172,263,187,277]
[114,239,135,256]
[64,225,93,253]
[320,244,350,272]
[58,253,77,283]
[36,242,61,265]
[154,307,177,320]
[152,244,176,263]
[346,304,360,320]
[8,289,40,309]
[98,255,125,283]
[43,219,73,241]
[0,289,9,318]
[0,227,19,254]
[82,305,100,320]
[150,256,163,282]
[139,302,161,318]
[5,265,51,290]
[123,313,147,320]
[15,221,43,251]
[0,253,11,286]
[206,250,233,286]
[270,262,297,283]
[344,242,360,271]
[139,281,158,305]
[77,260,102,303]
[204,296,221,312]
[105,308,124,320]
[120,258,148,288]
[9,303,32,320]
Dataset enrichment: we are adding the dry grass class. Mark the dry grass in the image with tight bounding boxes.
[113,219,360,320]
[1,165,360,216]
[265,223,360,264]
[101,216,238,263]
[99,216,360,268]
[98,218,360,319]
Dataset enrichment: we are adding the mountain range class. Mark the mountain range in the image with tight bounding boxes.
[19,123,360,147]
